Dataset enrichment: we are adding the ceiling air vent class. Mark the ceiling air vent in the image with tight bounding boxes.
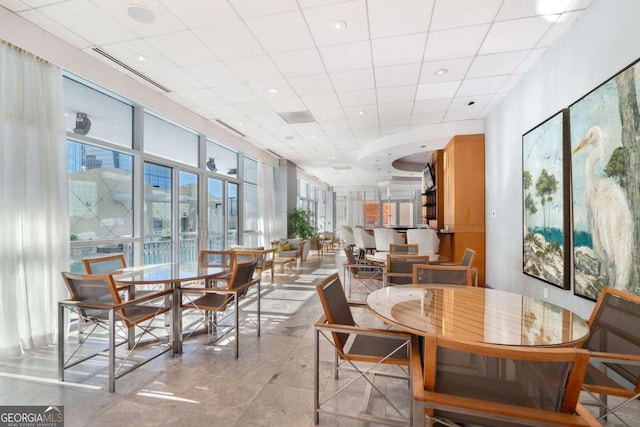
[266,149,283,159]
[333,165,351,171]
[278,111,316,124]
[214,119,246,138]
[91,48,171,93]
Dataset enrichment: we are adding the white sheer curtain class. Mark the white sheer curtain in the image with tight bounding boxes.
[346,191,364,227]
[0,42,69,357]
[257,162,276,247]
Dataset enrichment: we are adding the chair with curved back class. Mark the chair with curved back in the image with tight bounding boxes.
[390,243,419,254]
[353,227,376,258]
[233,247,276,282]
[342,226,355,249]
[386,254,429,286]
[580,286,640,426]
[199,249,235,283]
[413,264,473,287]
[406,228,440,255]
[412,335,599,426]
[181,259,259,358]
[314,272,416,426]
[373,228,404,252]
[342,247,383,299]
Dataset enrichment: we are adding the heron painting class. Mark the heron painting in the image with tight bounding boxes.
[570,59,640,300]
[522,110,571,289]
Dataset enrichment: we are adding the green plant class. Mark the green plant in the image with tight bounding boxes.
[288,208,316,239]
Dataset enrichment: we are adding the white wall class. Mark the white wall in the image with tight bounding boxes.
[485,0,640,318]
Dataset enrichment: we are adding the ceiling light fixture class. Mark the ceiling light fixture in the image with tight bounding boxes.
[126,5,156,24]
[358,110,366,115]
[435,68,448,76]
[330,21,347,32]
[267,88,279,94]
[237,121,244,125]
[135,54,148,62]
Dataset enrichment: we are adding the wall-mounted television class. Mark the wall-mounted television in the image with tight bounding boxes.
[423,163,435,191]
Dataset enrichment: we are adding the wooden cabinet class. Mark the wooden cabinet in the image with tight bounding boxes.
[442,134,486,286]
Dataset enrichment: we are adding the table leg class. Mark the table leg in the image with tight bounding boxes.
[173,282,182,354]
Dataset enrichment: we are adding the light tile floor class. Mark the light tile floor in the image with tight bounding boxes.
[0,251,638,426]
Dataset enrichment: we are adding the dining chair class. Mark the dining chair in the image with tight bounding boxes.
[406,228,440,255]
[353,227,376,258]
[580,286,640,426]
[198,249,235,283]
[314,272,416,426]
[342,247,383,299]
[59,272,173,392]
[390,243,419,254]
[233,247,276,282]
[342,226,355,249]
[386,254,429,286]
[412,334,599,427]
[181,259,259,358]
[373,227,404,252]
[82,254,127,274]
[412,264,473,287]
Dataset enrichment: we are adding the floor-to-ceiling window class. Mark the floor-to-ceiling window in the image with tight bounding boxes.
[143,162,172,264]
[227,182,239,247]
[179,170,198,262]
[207,177,224,250]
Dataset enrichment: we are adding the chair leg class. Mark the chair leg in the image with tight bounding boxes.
[314,327,320,425]
[234,295,239,359]
[256,281,261,337]
[108,308,116,393]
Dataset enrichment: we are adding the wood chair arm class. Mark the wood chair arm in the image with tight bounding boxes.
[589,351,640,365]
[314,317,412,340]
[420,391,598,427]
[59,300,115,310]
[575,403,603,427]
[181,278,260,295]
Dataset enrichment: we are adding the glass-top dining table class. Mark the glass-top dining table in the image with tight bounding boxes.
[113,263,228,353]
[366,285,590,347]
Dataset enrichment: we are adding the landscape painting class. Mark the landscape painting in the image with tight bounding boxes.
[570,59,640,301]
[522,110,570,289]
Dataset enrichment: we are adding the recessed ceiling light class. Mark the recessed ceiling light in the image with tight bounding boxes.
[237,121,244,125]
[330,21,347,32]
[267,88,279,94]
[135,54,148,62]
[331,156,337,160]
[435,68,448,76]
[358,110,366,115]
[126,5,156,24]
[310,134,316,138]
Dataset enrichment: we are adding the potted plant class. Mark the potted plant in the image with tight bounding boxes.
[288,208,316,239]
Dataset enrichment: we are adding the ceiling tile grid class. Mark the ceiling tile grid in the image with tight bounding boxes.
[1,0,594,186]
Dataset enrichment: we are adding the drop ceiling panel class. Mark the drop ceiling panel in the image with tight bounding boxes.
[431,0,503,31]
[495,0,542,21]
[411,111,446,125]
[377,86,417,104]
[264,96,307,112]
[367,0,434,39]
[343,104,376,118]
[466,50,529,79]
[288,74,334,96]
[424,24,490,61]
[479,16,553,54]
[93,0,186,37]
[371,33,427,68]
[330,69,374,92]
[147,31,218,67]
[375,63,421,88]
[378,102,413,116]
[271,48,327,78]
[413,98,451,113]
[249,79,297,99]
[516,48,547,74]
[0,0,30,10]
[146,68,204,92]
[419,57,474,84]
[301,93,342,110]
[456,75,509,97]
[184,62,242,88]
[337,89,376,107]
[229,0,299,19]
[537,11,582,48]
[98,39,175,73]
[214,84,262,104]
[309,108,346,122]
[319,40,372,72]
[18,9,93,49]
[224,56,283,82]
[174,88,227,108]
[415,81,461,100]
[35,0,137,45]
[303,0,369,46]
[245,10,315,53]
[160,0,239,27]
[193,22,265,60]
